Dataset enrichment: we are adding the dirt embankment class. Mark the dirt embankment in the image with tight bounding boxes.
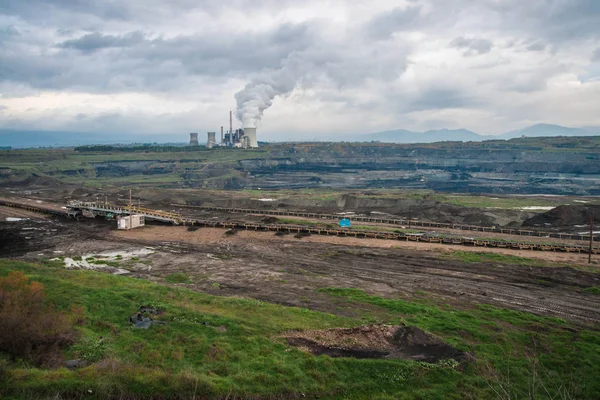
[282,325,468,362]
[523,205,600,230]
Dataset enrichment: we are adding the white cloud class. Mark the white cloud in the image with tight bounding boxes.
[1,0,599,138]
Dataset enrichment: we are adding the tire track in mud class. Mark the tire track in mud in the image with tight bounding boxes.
[113,228,600,325]
[262,244,600,324]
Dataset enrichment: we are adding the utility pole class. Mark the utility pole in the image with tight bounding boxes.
[129,189,132,231]
[590,212,595,264]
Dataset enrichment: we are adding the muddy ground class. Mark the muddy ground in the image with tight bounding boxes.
[2,205,600,328]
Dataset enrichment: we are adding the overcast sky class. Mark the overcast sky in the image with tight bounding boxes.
[1,0,599,141]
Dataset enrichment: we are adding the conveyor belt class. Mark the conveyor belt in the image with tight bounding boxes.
[1,199,598,255]
[181,205,599,242]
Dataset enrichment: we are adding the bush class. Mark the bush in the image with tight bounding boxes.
[0,271,79,366]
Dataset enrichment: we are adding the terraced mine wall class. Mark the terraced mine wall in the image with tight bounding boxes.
[2,137,599,194]
[238,142,600,194]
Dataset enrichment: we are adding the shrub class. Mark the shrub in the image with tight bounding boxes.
[0,271,79,366]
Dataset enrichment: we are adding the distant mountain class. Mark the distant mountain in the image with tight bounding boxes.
[358,128,485,143]
[0,129,183,148]
[582,126,600,134]
[500,124,595,139]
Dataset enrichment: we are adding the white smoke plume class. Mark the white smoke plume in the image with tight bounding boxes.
[235,67,297,128]
[234,32,409,128]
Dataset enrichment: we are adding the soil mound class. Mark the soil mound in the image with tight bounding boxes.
[261,216,279,224]
[282,325,467,363]
[522,205,600,229]
[0,228,27,255]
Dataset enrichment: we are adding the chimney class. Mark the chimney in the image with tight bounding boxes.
[189,132,199,146]
[220,126,224,143]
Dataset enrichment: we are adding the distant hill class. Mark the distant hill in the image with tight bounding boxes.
[2,123,599,148]
[0,129,183,148]
[500,124,595,139]
[358,124,599,144]
[582,126,600,134]
[358,128,485,143]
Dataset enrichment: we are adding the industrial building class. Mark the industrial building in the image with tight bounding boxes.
[189,111,259,149]
[117,214,145,230]
[189,132,199,146]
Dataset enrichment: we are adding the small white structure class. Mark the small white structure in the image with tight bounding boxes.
[117,214,145,230]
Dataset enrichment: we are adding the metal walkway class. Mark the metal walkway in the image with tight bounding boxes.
[66,201,183,224]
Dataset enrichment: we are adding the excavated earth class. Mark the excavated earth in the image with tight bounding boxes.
[2,203,600,328]
[281,325,468,362]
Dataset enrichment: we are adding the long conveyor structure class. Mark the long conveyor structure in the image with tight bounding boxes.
[0,199,598,255]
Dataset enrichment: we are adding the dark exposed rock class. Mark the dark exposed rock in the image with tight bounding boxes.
[523,205,600,229]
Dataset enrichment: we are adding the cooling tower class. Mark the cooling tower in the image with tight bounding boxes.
[242,127,258,148]
[207,132,216,149]
[189,132,199,146]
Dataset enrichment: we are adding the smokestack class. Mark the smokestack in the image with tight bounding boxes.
[207,132,216,149]
[229,111,233,140]
[220,126,224,143]
[242,127,258,148]
[189,132,199,146]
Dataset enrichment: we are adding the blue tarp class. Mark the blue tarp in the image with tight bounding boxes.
[339,218,351,228]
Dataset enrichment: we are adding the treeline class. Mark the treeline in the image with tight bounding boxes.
[74,145,209,153]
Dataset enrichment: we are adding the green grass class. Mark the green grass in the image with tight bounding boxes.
[319,288,600,399]
[166,273,192,284]
[2,258,599,399]
[277,217,332,227]
[444,251,546,266]
[1,259,479,399]
[582,286,600,295]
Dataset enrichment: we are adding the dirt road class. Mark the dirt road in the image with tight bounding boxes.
[113,226,600,325]
[3,207,600,326]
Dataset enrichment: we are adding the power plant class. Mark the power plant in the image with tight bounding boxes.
[189,132,199,146]
[188,111,259,149]
[207,132,216,149]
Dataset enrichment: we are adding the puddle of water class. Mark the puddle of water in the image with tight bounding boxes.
[5,217,27,222]
[60,248,155,271]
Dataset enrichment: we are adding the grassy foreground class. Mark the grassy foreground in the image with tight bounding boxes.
[1,259,599,399]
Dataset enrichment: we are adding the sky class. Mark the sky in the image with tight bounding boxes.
[1,0,600,142]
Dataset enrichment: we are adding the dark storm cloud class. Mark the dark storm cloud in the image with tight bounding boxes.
[366,5,422,39]
[1,22,316,92]
[2,0,600,135]
[542,0,600,41]
[0,0,306,26]
[58,31,145,53]
[526,42,547,52]
[450,37,493,56]
[0,0,132,21]
[406,88,478,112]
